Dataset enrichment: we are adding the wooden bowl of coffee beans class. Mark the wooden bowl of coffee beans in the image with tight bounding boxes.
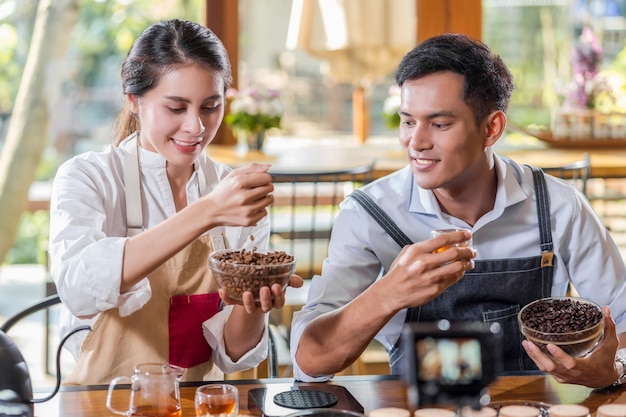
[518,297,604,358]
[209,248,296,301]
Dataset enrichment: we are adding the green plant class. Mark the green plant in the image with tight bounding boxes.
[382,84,401,130]
[6,211,50,265]
[225,87,282,132]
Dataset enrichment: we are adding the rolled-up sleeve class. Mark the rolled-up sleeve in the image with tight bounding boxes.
[202,305,270,373]
[50,156,151,318]
[200,218,272,372]
[562,192,626,335]
[290,199,400,382]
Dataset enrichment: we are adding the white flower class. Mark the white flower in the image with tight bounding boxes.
[383,94,401,115]
[231,95,256,114]
[225,87,283,132]
[382,84,401,130]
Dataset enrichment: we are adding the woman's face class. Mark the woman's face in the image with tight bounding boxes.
[127,64,225,168]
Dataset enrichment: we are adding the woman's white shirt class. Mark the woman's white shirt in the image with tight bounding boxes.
[49,140,269,373]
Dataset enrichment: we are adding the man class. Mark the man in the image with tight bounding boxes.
[290,33,626,388]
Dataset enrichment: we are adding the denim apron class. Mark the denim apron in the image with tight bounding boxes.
[349,166,554,374]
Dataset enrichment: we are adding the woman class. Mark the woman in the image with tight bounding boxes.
[48,19,302,385]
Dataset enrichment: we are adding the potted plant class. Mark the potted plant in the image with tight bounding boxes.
[555,27,615,140]
[382,84,401,131]
[225,87,282,152]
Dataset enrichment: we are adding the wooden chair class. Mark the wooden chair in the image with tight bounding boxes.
[268,164,375,280]
[540,152,591,197]
[540,153,592,297]
[1,294,61,334]
[262,164,375,377]
[1,294,64,381]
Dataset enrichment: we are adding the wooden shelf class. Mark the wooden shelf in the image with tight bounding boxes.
[534,134,626,149]
[507,122,626,149]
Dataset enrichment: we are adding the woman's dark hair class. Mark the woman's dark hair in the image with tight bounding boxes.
[395,33,513,126]
[115,19,232,145]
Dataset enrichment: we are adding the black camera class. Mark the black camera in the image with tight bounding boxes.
[400,320,503,410]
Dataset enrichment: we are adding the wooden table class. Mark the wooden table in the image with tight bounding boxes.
[26,136,626,212]
[500,148,626,179]
[207,137,400,178]
[33,374,626,416]
[207,136,626,179]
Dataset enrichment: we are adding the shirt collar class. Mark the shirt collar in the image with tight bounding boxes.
[409,153,529,220]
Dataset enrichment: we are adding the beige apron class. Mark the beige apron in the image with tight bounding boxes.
[65,136,223,385]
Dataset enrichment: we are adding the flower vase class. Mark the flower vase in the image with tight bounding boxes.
[236,130,266,155]
[247,130,266,151]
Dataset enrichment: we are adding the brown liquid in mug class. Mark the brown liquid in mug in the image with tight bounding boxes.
[196,400,238,415]
[131,404,182,417]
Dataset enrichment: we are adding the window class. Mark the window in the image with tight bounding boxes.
[483,0,626,129]
[2,0,625,163]
[0,0,205,164]
[236,0,415,140]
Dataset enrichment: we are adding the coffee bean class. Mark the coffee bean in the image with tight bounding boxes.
[520,298,602,336]
[209,248,295,299]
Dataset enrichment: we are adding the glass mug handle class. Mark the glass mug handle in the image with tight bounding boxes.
[106,375,133,415]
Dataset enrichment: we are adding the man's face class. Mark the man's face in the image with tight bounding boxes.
[398,72,490,196]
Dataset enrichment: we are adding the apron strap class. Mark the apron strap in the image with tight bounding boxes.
[348,189,413,247]
[529,166,554,256]
[122,132,224,248]
[528,165,555,296]
[350,170,555,269]
[123,133,144,237]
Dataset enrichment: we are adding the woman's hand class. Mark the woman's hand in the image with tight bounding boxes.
[202,163,274,227]
[522,306,621,388]
[219,274,304,314]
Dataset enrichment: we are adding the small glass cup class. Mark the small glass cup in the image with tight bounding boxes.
[430,228,473,253]
[549,404,590,417]
[195,384,239,417]
[414,408,458,417]
[596,404,626,417]
[460,406,497,417]
[498,405,540,417]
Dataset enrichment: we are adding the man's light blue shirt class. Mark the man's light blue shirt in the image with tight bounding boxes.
[291,154,626,382]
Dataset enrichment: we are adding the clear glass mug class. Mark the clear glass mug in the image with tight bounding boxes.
[195,384,239,416]
[430,228,473,253]
[106,363,185,417]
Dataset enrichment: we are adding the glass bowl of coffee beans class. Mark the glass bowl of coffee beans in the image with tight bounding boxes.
[518,297,604,358]
[209,248,296,301]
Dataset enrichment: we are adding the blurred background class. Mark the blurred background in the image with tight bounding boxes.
[0,0,625,386]
[0,0,625,266]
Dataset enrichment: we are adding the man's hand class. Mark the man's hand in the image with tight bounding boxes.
[380,229,476,311]
[522,306,621,388]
